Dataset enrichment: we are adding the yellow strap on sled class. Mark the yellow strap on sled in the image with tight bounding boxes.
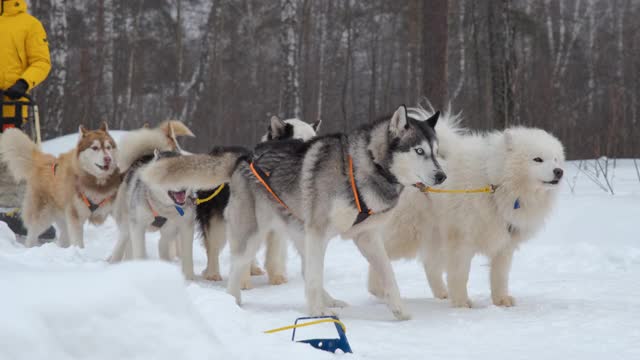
[264,318,347,334]
[420,185,496,194]
[194,183,226,205]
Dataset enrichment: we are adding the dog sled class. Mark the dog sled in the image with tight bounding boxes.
[0,92,42,145]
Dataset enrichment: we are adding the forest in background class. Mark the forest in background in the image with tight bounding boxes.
[25,0,640,159]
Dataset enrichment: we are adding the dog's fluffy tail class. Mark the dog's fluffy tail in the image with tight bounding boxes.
[117,120,195,173]
[0,129,41,181]
[140,148,248,190]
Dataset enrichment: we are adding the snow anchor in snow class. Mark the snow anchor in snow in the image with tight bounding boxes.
[264,316,352,354]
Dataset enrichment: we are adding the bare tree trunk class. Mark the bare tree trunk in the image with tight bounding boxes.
[451,0,465,101]
[280,0,301,118]
[316,0,330,122]
[487,0,516,128]
[173,0,184,118]
[422,0,449,110]
[44,0,68,137]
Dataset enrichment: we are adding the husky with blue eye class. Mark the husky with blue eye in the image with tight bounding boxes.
[141,105,446,319]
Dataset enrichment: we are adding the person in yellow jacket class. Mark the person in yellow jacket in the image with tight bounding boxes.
[0,0,53,240]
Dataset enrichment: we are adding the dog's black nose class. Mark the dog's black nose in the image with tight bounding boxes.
[553,168,564,178]
[434,171,447,185]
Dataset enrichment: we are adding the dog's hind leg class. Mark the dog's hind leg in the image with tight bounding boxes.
[227,231,262,305]
[20,195,50,247]
[354,232,410,320]
[178,223,196,280]
[109,222,130,263]
[66,209,85,248]
[304,225,340,317]
[130,221,147,259]
[265,230,288,285]
[490,245,516,307]
[54,218,69,248]
[202,216,226,281]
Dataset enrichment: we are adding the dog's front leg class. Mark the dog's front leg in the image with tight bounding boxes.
[354,232,410,320]
[446,242,474,308]
[66,209,85,248]
[179,223,195,280]
[158,226,177,261]
[490,246,516,307]
[420,227,448,299]
[304,226,334,317]
[129,221,147,259]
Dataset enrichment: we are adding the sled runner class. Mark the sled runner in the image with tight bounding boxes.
[0,93,42,146]
[264,316,352,354]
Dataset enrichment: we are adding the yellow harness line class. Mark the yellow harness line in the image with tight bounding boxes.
[264,318,347,334]
[419,184,497,194]
[194,183,226,205]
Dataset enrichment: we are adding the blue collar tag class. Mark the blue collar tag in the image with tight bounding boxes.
[513,198,521,210]
[174,205,185,216]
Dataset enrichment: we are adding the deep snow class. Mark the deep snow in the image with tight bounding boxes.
[0,135,638,359]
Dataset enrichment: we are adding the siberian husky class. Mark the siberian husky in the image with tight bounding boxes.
[141,105,446,319]
[107,121,196,278]
[0,124,119,248]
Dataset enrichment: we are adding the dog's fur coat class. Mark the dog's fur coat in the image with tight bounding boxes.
[372,107,566,308]
[0,124,119,248]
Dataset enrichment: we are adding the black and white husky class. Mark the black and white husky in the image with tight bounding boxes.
[141,106,445,319]
[196,117,320,281]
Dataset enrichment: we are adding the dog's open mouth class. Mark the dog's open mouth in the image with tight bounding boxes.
[543,179,560,185]
[168,190,187,206]
[95,163,110,171]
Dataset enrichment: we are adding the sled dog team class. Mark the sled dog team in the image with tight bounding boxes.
[0,103,565,320]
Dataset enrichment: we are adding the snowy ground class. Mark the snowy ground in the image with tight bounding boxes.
[1,135,639,359]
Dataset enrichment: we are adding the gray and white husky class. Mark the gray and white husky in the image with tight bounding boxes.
[196,116,320,282]
[108,121,197,278]
[142,105,445,319]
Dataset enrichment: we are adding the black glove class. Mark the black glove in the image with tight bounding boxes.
[5,79,29,100]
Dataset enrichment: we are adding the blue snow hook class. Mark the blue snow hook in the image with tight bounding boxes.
[263,316,353,354]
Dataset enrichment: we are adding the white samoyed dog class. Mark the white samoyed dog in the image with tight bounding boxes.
[370,107,566,308]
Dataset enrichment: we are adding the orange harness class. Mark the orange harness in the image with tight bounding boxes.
[51,162,113,213]
[249,161,301,220]
[348,155,373,226]
[249,156,373,226]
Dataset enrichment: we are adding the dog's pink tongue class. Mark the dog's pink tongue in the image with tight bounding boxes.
[173,191,187,203]
[173,191,186,203]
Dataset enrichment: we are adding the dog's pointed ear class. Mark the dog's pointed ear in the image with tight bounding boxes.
[504,130,514,151]
[99,121,109,132]
[78,125,89,137]
[312,119,322,133]
[426,111,440,129]
[270,115,286,137]
[389,105,409,135]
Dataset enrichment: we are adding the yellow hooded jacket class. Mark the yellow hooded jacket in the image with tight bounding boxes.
[1,0,51,118]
